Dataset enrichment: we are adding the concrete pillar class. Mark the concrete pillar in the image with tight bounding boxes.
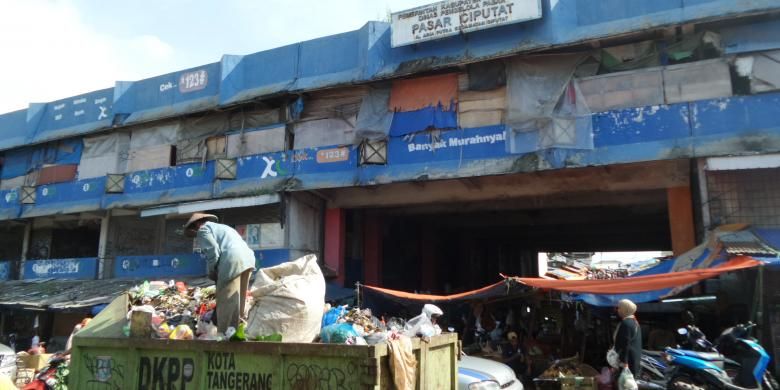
[363,213,383,286]
[19,221,31,280]
[97,211,111,279]
[667,186,696,255]
[324,208,346,285]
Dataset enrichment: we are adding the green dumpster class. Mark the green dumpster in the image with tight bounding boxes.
[70,292,458,389]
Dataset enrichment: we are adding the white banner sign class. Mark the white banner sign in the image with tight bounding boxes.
[391,0,542,47]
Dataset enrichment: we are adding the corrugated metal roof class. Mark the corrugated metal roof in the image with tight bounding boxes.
[0,277,213,311]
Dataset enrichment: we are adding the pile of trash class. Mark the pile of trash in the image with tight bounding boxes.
[121,255,445,347]
[125,280,228,341]
[538,357,598,379]
[318,303,444,345]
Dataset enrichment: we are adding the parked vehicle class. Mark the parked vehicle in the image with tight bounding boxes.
[664,323,776,390]
[459,355,523,390]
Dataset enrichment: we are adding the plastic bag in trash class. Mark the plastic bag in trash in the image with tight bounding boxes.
[322,305,348,328]
[403,304,444,338]
[618,367,638,390]
[169,324,194,340]
[321,323,359,344]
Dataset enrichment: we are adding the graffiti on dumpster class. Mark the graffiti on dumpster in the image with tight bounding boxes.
[83,353,125,389]
[206,351,273,389]
[138,356,195,389]
[285,361,357,390]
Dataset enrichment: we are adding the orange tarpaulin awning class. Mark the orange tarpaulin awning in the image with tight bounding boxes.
[362,280,513,303]
[509,256,761,294]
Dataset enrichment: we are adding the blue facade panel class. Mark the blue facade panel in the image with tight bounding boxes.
[114,62,221,125]
[295,30,363,91]
[0,109,29,151]
[23,258,98,280]
[21,177,105,218]
[0,189,21,221]
[213,152,292,198]
[104,161,215,209]
[389,126,508,165]
[592,103,691,147]
[219,45,299,105]
[27,88,114,144]
[255,249,290,269]
[291,145,359,189]
[691,93,780,137]
[114,254,206,279]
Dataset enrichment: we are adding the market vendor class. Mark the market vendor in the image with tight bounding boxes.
[183,213,256,333]
[613,299,642,376]
[502,331,531,379]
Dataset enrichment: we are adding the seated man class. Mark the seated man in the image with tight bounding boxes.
[502,331,530,380]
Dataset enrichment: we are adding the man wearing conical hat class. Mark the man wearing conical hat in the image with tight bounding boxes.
[183,213,256,333]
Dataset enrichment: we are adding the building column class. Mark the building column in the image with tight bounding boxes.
[363,213,383,286]
[324,208,346,285]
[97,211,111,279]
[667,186,696,255]
[19,221,31,280]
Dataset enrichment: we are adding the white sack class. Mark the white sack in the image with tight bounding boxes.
[246,254,325,343]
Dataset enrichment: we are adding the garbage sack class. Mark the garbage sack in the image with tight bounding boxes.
[618,367,638,390]
[246,254,326,343]
[321,323,360,344]
[322,305,347,328]
[403,304,443,338]
[387,335,417,390]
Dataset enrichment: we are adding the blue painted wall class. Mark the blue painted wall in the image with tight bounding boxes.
[0,261,10,281]
[114,254,206,279]
[23,258,98,280]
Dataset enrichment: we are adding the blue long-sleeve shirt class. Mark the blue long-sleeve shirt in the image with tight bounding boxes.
[195,221,256,289]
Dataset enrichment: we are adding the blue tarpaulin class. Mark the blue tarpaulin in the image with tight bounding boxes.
[389,104,458,137]
[1,139,83,180]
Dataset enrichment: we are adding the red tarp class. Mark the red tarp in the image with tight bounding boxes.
[509,256,760,294]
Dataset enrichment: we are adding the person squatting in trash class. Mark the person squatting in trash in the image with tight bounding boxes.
[183,213,256,333]
[614,299,642,377]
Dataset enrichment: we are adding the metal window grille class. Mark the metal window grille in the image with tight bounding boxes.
[706,168,780,228]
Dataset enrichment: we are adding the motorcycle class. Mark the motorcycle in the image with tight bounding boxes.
[23,353,69,390]
[664,322,777,390]
[639,324,715,387]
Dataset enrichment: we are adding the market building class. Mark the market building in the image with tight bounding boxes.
[0,0,779,369]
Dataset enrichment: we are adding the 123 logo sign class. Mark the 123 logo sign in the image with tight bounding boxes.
[316,148,349,163]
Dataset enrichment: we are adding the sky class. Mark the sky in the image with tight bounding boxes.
[0,0,430,114]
